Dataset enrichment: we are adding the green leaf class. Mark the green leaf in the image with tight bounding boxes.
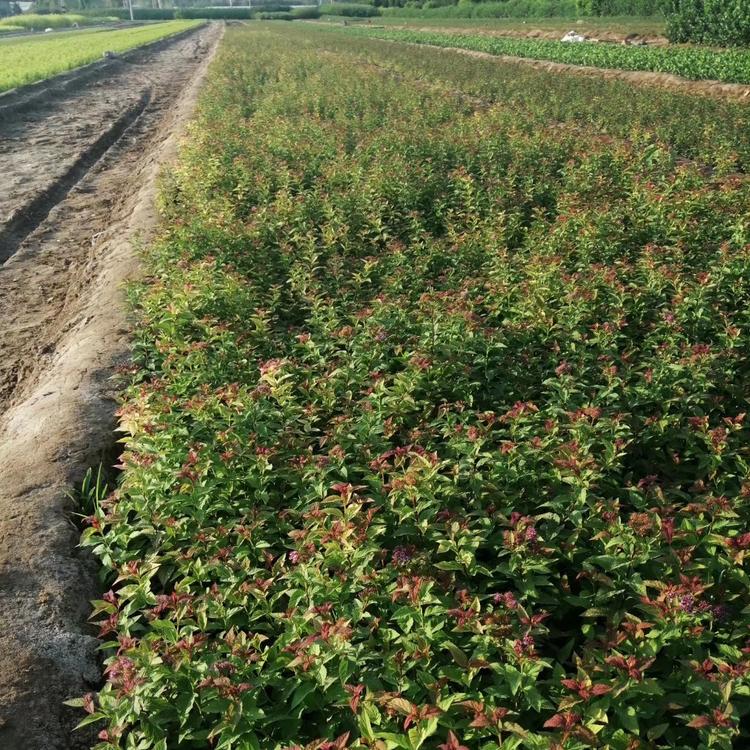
[444,641,469,668]
[505,665,522,696]
[291,681,318,710]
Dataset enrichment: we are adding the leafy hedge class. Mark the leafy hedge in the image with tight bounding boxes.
[292,6,323,19]
[384,1,579,19]
[665,0,750,46]
[382,0,663,18]
[629,0,665,11]
[98,8,177,20]
[74,6,291,21]
[320,3,382,17]
[79,22,750,750]
[178,7,258,19]
[579,0,663,12]
[256,11,295,20]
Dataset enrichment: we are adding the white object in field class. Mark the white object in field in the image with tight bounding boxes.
[561,30,587,43]
[623,33,647,46]
[44,27,53,33]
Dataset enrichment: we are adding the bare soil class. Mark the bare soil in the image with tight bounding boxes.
[0,22,222,749]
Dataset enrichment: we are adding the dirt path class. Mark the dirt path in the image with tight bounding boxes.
[0,22,222,749]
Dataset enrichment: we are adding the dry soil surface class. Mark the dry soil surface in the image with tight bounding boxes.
[0,21,222,750]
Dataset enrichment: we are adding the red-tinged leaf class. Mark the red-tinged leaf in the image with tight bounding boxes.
[469,713,491,728]
[344,684,364,714]
[544,715,566,729]
[438,731,470,750]
[687,715,712,729]
[591,684,612,696]
[421,706,442,720]
[544,712,581,731]
[386,697,415,716]
[491,707,510,722]
[317,733,351,750]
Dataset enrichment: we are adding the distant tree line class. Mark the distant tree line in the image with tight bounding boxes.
[373,0,662,14]
[0,1,23,16]
[29,0,290,10]
[378,0,750,45]
[10,0,750,46]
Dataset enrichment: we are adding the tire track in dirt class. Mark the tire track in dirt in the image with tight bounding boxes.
[0,27,203,265]
[0,22,222,750]
[0,24,200,117]
[0,90,151,263]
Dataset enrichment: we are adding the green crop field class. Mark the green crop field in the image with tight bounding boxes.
[75,22,750,750]
[0,20,202,92]
[0,13,119,32]
[343,26,750,84]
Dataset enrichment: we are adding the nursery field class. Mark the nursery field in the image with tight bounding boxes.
[374,15,666,38]
[81,24,750,750]
[0,20,201,92]
[344,26,750,84]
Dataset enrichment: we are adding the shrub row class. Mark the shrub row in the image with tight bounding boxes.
[317,24,750,174]
[348,26,750,82]
[320,4,382,17]
[80,22,750,750]
[580,0,663,12]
